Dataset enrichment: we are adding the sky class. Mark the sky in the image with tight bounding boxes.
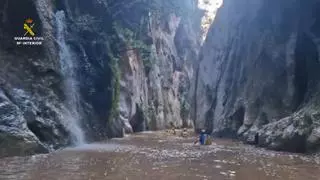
[198,0,223,13]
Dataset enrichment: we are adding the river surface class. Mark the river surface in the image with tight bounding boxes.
[1,131,320,180]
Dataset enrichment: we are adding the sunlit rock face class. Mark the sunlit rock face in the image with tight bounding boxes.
[116,0,203,132]
[193,0,320,152]
[198,0,223,43]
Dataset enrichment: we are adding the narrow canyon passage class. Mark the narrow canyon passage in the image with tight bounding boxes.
[2,0,320,179]
[1,131,319,180]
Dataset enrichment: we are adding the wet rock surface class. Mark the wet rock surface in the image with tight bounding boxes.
[0,89,48,157]
[0,0,74,156]
[0,131,320,180]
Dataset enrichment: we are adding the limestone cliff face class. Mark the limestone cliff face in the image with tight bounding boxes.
[116,0,202,132]
[193,0,320,152]
[0,0,202,157]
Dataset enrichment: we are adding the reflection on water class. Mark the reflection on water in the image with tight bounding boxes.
[0,131,320,180]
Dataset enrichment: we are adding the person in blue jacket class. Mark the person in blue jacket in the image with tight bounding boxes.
[194,129,207,145]
[199,129,206,145]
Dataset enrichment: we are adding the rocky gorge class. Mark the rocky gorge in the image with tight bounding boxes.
[0,0,203,157]
[192,0,320,153]
[0,0,320,159]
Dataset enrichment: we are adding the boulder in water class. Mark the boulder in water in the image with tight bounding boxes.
[258,113,313,153]
[0,126,48,157]
[307,127,320,151]
[0,89,48,157]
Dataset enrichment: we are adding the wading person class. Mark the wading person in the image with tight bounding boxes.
[181,128,188,137]
[169,122,176,135]
[205,134,212,145]
[194,129,207,145]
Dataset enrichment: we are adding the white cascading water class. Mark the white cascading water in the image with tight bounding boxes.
[55,10,85,145]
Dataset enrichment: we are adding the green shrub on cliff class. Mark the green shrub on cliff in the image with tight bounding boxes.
[108,55,121,123]
[113,22,152,74]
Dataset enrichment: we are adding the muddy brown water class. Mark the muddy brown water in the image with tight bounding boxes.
[0,131,320,180]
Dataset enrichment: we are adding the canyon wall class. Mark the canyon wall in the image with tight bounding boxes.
[193,0,320,152]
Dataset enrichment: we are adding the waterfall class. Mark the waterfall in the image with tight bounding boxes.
[55,10,85,145]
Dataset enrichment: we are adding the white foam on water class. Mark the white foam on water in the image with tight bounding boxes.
[140,131,156,134]
[64,143,135,152]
